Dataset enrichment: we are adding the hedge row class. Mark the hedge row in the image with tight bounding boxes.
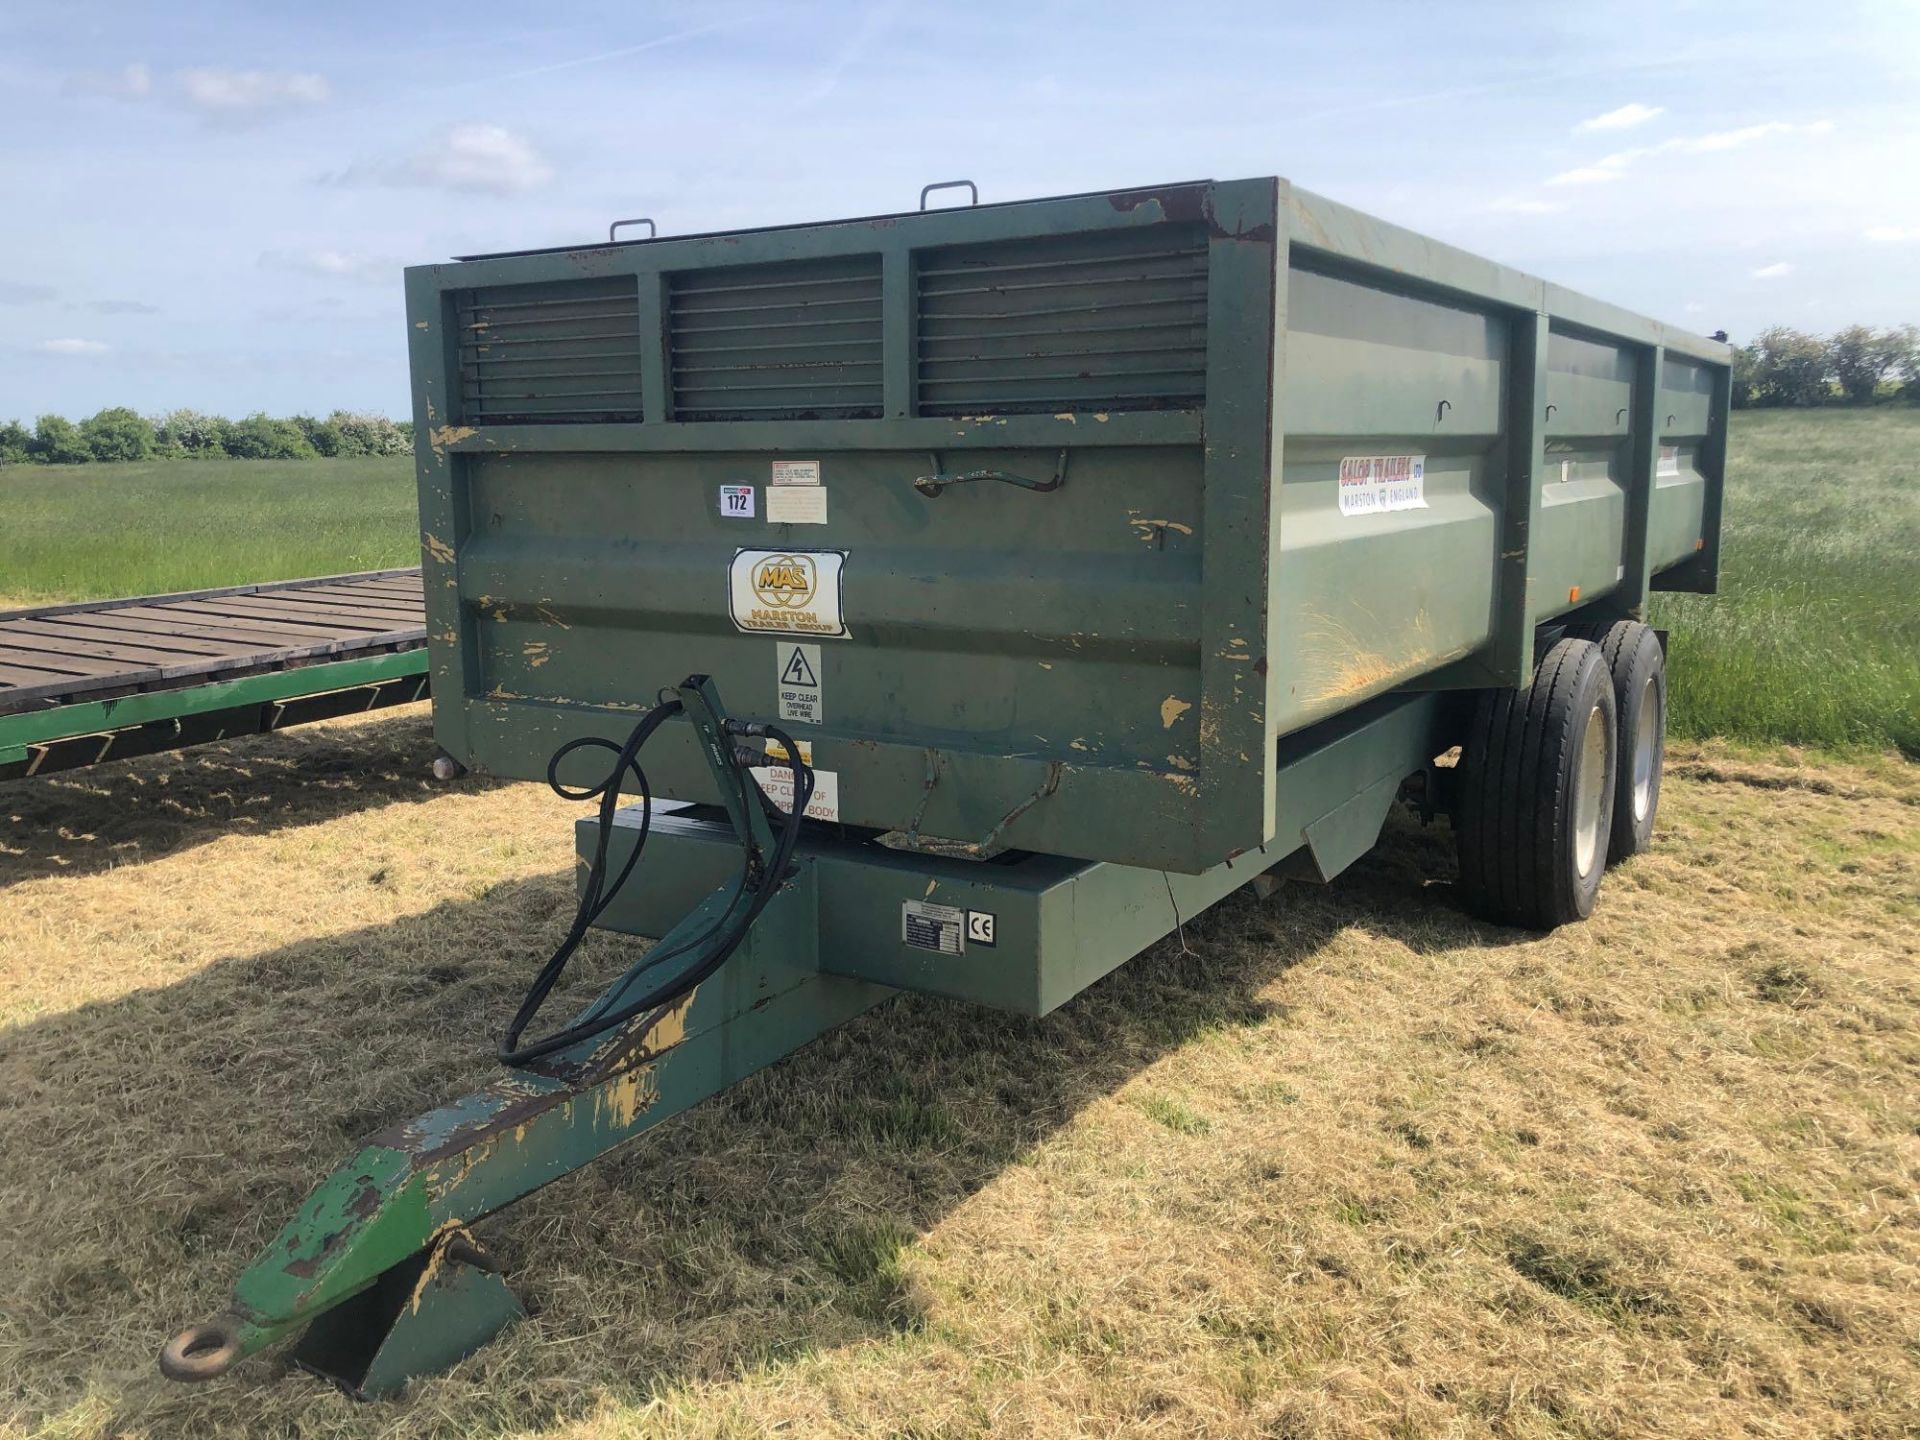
[0,409,413,465]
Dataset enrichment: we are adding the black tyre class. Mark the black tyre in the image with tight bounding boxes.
[1456,638,1619,930]
[1562,619,1666,862]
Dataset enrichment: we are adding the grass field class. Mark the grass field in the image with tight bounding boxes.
[1651,407,1920,756]
[0,713,1914,1438]
[3,410,1914,755]
[0,456,415,607]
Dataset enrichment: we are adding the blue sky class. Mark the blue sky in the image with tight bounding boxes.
[3,0,1917,421]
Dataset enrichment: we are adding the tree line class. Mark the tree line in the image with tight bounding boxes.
[0,409,413,466]
[3,323,1913,463]
[1732,325,1918,409]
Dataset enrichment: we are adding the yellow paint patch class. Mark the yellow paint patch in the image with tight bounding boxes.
[1167,754,1198,772]
[423,533,456,565]
[428,424,476,457]
[597,1065,661,1130]
[523,642,550,668]
[1160,696,1193,729]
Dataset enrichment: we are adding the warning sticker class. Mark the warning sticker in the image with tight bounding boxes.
[902,899,965,955]
[767,485,828,525]
[776,641,822,724]
[1338,454,1427,516]
[727,549,848,639]
[771,459,820,486]
[751,738,839,821]
[719,484,755,518]
[1657,445,1682,478]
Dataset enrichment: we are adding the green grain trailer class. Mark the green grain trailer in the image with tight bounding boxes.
[163,177,1727,1395]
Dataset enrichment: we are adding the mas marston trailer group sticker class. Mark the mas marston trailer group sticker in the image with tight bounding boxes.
[728,549,848,638]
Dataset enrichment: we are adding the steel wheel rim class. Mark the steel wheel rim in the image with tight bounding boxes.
[1631,676,1659,824]
[1573,701,1609,877]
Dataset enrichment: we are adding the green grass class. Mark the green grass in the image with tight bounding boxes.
[0,456,416,606]
[1652,407,1920,756]
[2,412,1914,754]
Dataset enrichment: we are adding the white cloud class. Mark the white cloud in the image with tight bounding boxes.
[36,338,111,356]
[1751,262,1793,279]
[63,62,152,100]
[1670,119,1833,154]
[1547,165,1626,186]
[1487,195,1568,215]
[260,248,400,283]
[334,123,555,195]
[1576,102,1663,133]
[1865,224,1920,243]
[178,68,329,117]
[1547,119,1834,188]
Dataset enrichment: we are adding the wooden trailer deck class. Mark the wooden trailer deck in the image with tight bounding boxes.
[0,570,430,780]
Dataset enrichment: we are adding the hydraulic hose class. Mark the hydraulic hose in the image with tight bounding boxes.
[498,700,813,1068]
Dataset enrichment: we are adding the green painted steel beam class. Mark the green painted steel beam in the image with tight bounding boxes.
[0,649,429,772]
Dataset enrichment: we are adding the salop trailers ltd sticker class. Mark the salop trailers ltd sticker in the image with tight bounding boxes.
[1337,455,1427,516]
[727,549,849,638]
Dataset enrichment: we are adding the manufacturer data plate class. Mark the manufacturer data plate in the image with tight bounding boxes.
[901,899,964,956]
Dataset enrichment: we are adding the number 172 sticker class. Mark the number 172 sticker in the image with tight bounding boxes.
[719,485,755,518]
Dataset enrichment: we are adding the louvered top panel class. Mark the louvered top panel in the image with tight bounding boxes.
[916,226,1210,416]
[669,255,883,421]
[458,277,643,424]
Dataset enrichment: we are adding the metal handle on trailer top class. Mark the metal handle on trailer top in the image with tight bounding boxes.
[914,449,1069,498]
[608,217,657,243]
[919,180,978,211]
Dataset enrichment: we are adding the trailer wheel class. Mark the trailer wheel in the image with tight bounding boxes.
[1456,638,1618,929]
[1562,620,1666,862]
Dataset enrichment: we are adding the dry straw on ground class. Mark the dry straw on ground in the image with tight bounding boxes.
[2,709,1915,1439]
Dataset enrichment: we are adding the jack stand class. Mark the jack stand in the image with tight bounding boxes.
[290,1229,523,1398]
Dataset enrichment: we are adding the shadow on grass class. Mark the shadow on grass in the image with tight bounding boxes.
[0,803,1504,1436]
[0,706,509,888]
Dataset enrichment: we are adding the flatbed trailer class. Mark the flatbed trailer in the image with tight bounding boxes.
[0,570,429,781]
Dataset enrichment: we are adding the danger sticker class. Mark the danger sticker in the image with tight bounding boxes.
[771,459,820,486]
[776,641,822,724]
[751,739,839,821]
[727,549,848,639]
[902,899,964,955]
[1338,454,1427,516]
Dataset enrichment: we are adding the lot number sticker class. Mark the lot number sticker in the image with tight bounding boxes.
[727,549,848,638]
[719,484,755,518]
[1338,454,1427,516]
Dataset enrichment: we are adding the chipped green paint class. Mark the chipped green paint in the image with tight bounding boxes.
[404,177,1726,875]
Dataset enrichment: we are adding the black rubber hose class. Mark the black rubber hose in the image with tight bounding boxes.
[497,705,814,1068]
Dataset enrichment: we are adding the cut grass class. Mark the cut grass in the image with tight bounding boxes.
[0,456,415,607]
[1,711,1915,1438]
